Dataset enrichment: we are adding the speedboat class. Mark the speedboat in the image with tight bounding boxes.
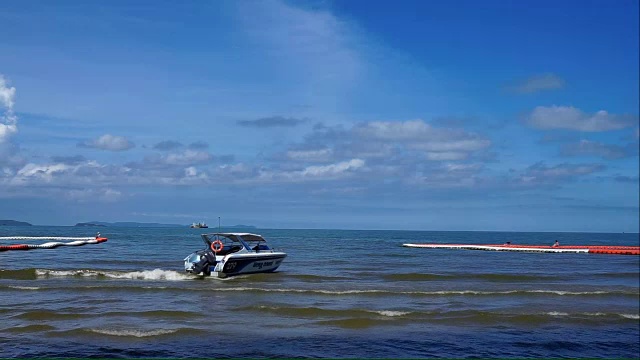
[184,232,286,278]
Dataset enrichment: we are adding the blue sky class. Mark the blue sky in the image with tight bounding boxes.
[0,0,638,232]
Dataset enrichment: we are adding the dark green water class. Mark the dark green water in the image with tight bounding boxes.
[1,226,638,358]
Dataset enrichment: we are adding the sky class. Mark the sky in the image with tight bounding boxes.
[0,0,638,232]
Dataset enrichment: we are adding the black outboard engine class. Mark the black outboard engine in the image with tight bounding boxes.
[184,247,217,276]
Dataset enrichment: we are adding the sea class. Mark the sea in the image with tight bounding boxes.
[1,226,638,358]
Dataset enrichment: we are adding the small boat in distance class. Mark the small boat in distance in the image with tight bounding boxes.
[184,233,286,278]
[190,222,208,228]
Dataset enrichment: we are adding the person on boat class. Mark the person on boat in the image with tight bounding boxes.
[552,240,560,248]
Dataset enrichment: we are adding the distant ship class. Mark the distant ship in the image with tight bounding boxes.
[190,222,208,229]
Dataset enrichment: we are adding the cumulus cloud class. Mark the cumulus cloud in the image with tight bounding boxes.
[258,158,366,182]
[160,150,214,166]
[512,162,605,186]
[353,120,491,160]
[0,74,18,143]
[526,106,636,132]
[78,134,135,151]
[510,73,565,94]
[560,140,638,159]
[286,148,333,162]
[301,158,364,177]
[237,116,306,128]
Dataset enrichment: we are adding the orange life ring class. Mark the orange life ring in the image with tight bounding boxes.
[211,240,224,253]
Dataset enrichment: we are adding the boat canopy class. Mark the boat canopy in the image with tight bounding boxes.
[202,233,266,242]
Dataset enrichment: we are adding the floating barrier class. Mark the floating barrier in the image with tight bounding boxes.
[0,236,108,252]
[402,243,640,255]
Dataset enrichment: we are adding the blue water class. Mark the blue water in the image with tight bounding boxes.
[1,226,638,358]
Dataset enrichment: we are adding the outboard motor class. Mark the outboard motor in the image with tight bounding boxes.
[184,247,217,276]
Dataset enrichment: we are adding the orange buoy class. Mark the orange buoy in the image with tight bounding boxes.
[211,240,224,253]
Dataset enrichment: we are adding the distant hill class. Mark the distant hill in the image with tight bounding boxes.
[75,221,257,228]
[0,220,33,226]
[75,222,107,227]
[80,221,184,228]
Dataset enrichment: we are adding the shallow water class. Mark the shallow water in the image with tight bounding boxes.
[1,227,638,358]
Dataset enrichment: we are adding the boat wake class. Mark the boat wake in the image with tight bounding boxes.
[35,268,194,281]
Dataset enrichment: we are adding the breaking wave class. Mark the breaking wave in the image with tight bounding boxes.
[35,268,193,281]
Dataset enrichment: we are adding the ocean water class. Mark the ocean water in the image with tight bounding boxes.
[0,226,638,358]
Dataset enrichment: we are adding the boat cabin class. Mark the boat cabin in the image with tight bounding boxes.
[201,232,272,255]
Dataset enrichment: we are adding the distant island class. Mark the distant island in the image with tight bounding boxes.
[75,221,184,228]
[0,220,33,226]
[73,221,257,228]
[75,222,107,227]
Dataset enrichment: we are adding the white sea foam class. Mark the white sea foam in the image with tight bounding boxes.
[36,269,192,281]
[583,312,607,316]
[620,314,639,319]
[374,310,410,317]
[103,269,191,281]
[88,328,179,337]
[546,311,569,316]
[9,286,40,290]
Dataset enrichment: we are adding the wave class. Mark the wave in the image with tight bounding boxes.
[211,287,639,298]
[234,305,638,326]
[382,272,559,282]
[1,281,636,299]
[13,310,95,321]
[0,268,38,280]
[236,305,413,318]
[8,285,40,290]
[35,268,193,281]
[47,327,198,338]
[620,314,640,319]
[87,328,182,337]
[289,274,353,282]
[310,310,640,328]
[5,324,57,333]
[12,309,199,321]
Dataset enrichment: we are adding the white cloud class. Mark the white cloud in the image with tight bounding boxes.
[511,73,565,94]
[560,139,637,159]
[355,120,435,141]
[161,150,212,166]
[425,152,468,161]
[513,162,605,186]
[184,166,198,177]
[301,158,365,177]
[526,106,636,132]
[0,74,18,143]
[286,148,333,162]
[354,119,491,160]
[257,158,366,182]
[79,134,135,151]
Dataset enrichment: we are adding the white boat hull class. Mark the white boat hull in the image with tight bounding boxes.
[213,253,287,278]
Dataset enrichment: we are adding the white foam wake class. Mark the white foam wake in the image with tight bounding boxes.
[9,286,40,290]
[374,310,410,317]
[546,312,569,316]
[88,328,179,337]
[620,314,639,319]
[36,269,193,281]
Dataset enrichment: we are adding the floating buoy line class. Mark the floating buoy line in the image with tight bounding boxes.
[403,243,640,255]
[0,235,108,252]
